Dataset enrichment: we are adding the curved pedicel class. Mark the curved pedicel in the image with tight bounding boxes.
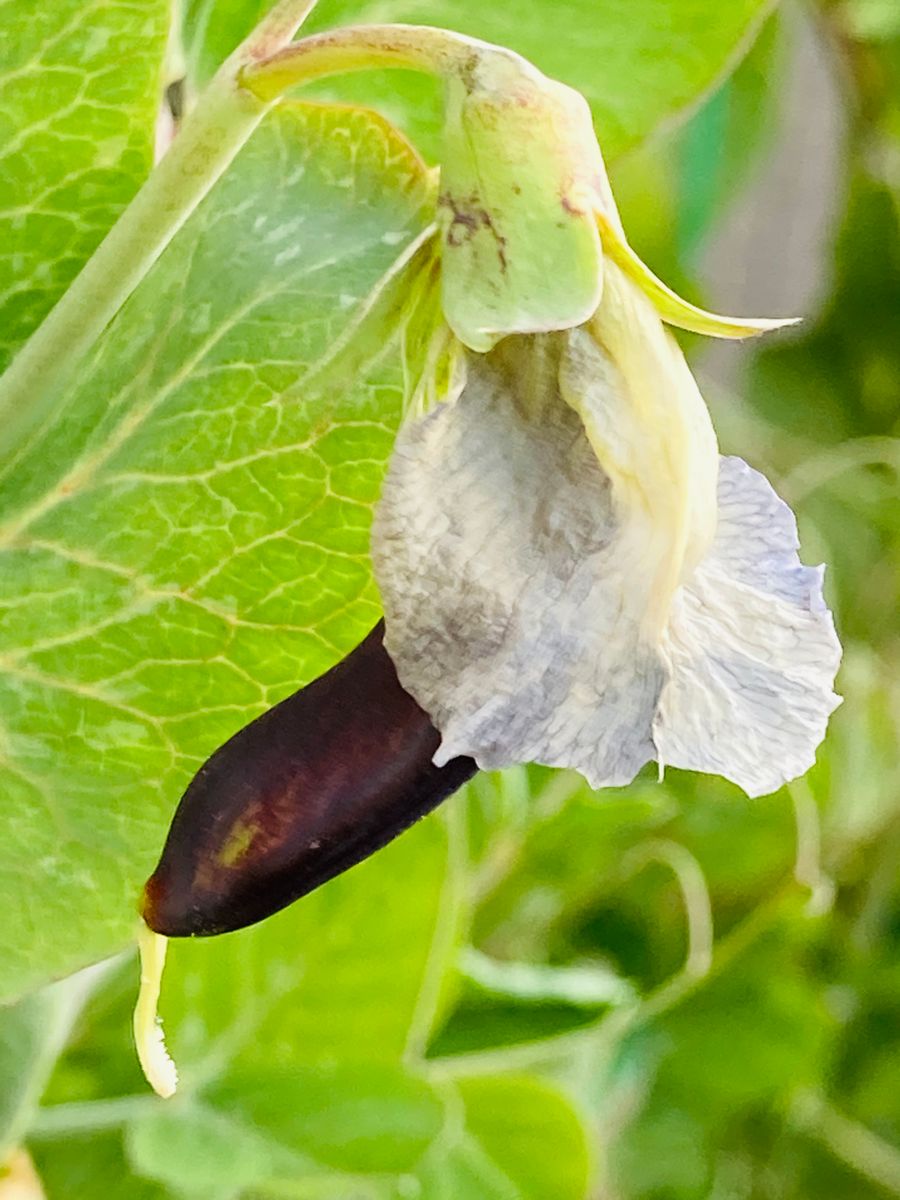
[141,622,476,937]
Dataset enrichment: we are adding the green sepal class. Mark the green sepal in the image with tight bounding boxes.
[438,52,605,351]
[596,212,801,339]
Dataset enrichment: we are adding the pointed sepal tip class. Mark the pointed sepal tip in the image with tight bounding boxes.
[596,212,801,340]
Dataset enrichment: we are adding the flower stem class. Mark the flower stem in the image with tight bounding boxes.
[243,0,325,59]
[0,0,320,465]
[239,23,502,100]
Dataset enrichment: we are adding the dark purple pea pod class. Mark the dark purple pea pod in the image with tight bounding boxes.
[141,622,476,938]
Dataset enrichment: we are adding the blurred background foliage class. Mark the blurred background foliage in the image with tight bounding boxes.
[2,0,900,1197]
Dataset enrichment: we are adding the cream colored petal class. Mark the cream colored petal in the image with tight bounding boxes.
[371,345,664,789]
[654,456,842,797]
[560,260,719,637]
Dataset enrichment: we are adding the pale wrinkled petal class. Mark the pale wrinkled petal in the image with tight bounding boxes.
[374,299,840,798]
[371,347,664,788]
[654,456,842,797]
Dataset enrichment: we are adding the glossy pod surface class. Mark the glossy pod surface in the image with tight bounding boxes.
[142,623,476,937]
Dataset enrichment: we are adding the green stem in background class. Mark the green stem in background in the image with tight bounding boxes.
[0,0,321,465]
[244,0,326,59]
[404,800,469,1063]
[620,838,714,979]
[428,881,809,1081]
[792,1090,900,1197]
[29,1096,158,1141]
[0,967,108,1161]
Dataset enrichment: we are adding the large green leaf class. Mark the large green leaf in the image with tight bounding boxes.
[122,1071,594,1199]
[125,1100,306,1197]
[0,101,431,1002]
[205,1064,444,1175]
[415,1074,592,1200]
[33,1130,173,1200]
[0,0,172,373]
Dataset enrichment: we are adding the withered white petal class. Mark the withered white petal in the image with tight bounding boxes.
[373,275,841,797]
[654,456,842,797]
[372,344,664,788]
